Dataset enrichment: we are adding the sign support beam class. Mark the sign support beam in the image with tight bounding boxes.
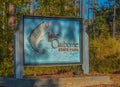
[14,16,24,79]
[80,0,89,74]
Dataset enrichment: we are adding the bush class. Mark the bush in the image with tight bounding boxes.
[23,65,81,76]
[0,58,13,77]
[90,37,120,73]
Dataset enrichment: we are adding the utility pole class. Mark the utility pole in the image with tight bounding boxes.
[113,0,116,38]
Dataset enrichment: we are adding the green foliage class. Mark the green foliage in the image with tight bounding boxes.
[90,37,120,73]
[24,65,81,76]
[87,0,120,39]
[35,0,79,17]
[0,0,120,77]
[0,0,80,77]
[0,0,22,77]
[88,0,120,74]
[88,15,110,38]
[0,58,13,77]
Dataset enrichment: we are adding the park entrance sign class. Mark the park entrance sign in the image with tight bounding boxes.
[24,16,82,65]
[14,15,89,78]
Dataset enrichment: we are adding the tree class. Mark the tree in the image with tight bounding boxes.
[0,0,80,76]
[34,0,79,16]
[87,0,120,39]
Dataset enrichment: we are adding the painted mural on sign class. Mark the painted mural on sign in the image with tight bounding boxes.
[24,17,81,65]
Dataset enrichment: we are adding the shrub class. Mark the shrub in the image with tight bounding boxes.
[0,58,13,77]
[90,37,120,73]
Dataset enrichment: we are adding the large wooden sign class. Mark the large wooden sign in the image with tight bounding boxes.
[23,16,82,65]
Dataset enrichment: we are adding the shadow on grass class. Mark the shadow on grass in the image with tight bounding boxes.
[0,77,59,87]
[33,78,59,87]
[112,71,120,74]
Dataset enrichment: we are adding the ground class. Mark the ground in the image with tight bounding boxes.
[110,74,120,87]
[24,72,120,87]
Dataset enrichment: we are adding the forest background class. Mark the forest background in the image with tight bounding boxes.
[0,0,120,77]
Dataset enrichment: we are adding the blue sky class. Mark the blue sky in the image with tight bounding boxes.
[84,0,107,19]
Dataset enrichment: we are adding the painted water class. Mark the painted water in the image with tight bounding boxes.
[24,17,81,65]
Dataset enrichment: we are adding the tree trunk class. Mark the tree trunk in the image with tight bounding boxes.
[30,0,33,15]
[113,2,116,38]
[92,0,95,39]
[2,3,5,30]
[8,3,16,30]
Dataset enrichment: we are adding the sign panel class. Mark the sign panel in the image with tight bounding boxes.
[23,16,82,65]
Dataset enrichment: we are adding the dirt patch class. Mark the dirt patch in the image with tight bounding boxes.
[110,74,120,87]
[24,73,120,87]
[84,84,115,87]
